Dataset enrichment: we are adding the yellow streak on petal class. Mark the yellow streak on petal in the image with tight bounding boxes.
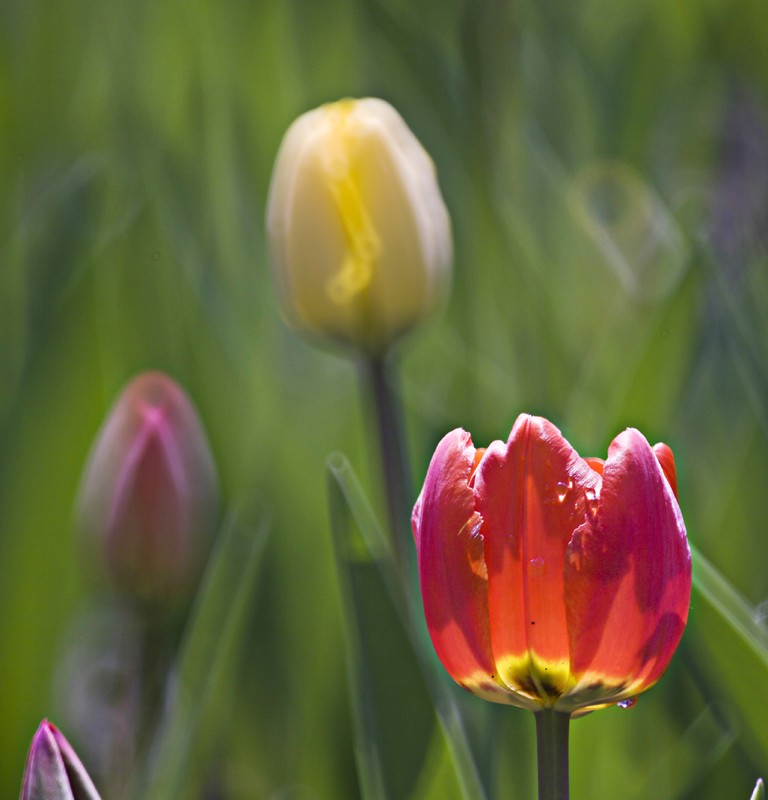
[495,652,571,708]
[488,650,657,714]
[323,101,382,305]
[456,668,541,711]
[558,668,657,714]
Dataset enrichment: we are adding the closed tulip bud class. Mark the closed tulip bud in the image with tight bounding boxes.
[412,414,692,715]
[20,720,101,800]
[266,97,452,356]
[77,372,218,608]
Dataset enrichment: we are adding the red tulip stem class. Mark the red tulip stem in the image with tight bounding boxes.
[535,710,570,800]
[361,354,414,589]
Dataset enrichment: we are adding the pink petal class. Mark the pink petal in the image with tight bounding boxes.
[566,428,691,693]
[413,429,501,698]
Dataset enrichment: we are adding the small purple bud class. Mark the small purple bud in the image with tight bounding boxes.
[20,720,101,800]
[77,371,219,608]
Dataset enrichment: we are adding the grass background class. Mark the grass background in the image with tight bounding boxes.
[1,0,767,797]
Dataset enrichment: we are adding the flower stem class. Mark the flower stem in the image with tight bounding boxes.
[535,710,570,800]
[360,354,414,588]
[136,613,173,762]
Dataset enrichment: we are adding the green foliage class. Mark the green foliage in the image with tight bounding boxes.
[685,548,768,772]
[1,0,767,797]
[326,452,485,800]
[139,502,270,799]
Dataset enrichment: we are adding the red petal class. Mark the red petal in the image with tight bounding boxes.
[585,457,604,476]
[413,429,500,697]
[475,415,600,694]
[566,429,691,691]
[653,442,678,499]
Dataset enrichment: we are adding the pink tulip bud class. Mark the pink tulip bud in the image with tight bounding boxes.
[20,720,101,800]
[77,372,219,608]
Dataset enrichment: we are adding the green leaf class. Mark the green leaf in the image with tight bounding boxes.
[685,544,768,768]
[326,452,485,800]
[751,778,765,800]
[137,499,270,800]
[409,724,470,800]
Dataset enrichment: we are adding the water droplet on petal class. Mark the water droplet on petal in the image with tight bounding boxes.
[556,478,573,503]
[584,488,599,519]
[528,557,546,577]
[617,697,637,709]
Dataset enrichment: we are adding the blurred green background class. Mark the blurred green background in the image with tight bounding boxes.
[1,0,767,797]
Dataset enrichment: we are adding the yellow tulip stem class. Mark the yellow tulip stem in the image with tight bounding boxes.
[535,709,571,800]
[362,354,415,594]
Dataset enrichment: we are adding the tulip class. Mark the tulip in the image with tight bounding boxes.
[20,720,101,800]
[266,97,452,356]
[412,413,691,715]
[77,371,218,608]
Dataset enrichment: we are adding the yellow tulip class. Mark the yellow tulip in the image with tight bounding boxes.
[267,98,452,356]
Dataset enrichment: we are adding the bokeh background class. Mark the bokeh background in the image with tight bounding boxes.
[1,0,767,797]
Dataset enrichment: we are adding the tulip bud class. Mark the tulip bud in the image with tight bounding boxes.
[20,720,101,800]
[77,372,218,609]
[266,97,452,356]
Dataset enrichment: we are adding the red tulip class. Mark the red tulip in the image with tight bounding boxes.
[412,414,691,714]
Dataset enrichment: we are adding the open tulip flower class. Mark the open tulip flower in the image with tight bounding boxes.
[412,413,692,715]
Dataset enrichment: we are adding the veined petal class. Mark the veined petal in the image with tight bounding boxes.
[413,429,505,701]
[476,415,600,703]
[565,428,691,706]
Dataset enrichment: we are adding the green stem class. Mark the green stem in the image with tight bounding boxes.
[355,357,488,798]
[361,358,486,800]
[136,613,173,760]
[361,354,414,590]
[535,710,570,800]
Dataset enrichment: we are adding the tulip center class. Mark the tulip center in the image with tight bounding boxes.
[324,101,382,305]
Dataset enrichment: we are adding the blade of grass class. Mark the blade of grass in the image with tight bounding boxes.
[328,451,434,800]
[137,499,270,800]
[685,544,768,767]
[327,452,486,800]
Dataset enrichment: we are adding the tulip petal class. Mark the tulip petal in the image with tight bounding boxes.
[21,720,101,800]
[565,429,691,704]
[413,429,506,701]
[652,441,678,499]
[106,411,186,593]
[476,415,600,704]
